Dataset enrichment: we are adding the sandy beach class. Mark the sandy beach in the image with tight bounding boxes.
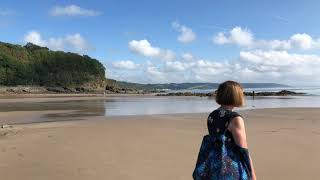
[0,107,319,180]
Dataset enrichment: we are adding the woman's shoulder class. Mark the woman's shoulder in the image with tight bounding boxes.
[230,111,242,119]
[208,109,220,116]
[228,111,245,131]
[209,108,242,118]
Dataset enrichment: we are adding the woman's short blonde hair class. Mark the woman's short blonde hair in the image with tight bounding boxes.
[215,81,245,107]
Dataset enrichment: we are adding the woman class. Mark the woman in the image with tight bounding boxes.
[193,81,257,180]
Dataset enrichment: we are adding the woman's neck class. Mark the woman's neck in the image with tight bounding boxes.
[220,105,234,111]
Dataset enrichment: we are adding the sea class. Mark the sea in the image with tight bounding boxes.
[105,86,320,115]
[1,86,320,124]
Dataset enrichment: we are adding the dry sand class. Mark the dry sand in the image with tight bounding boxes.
[0,108,319,180]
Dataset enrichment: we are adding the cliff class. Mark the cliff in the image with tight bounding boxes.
[0,42,106,91]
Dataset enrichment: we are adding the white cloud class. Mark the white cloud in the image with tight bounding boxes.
[50,5,101,17]
[290,33,312,50]
[112,60,140,70]
[213,27,253,46]
[182,53,194,61]
[128,39,161,57]
[213,26,320,51]
[24,30,93,53]
[239,50,320,68]
[186,51,320,84]
[258,39,291,50]
[64,34,93,52]
[24,31,46,46]
[146,66,167,82]
[111,49,320,85]
[128,39,175,61]
[229,27,253,46]
[237,50,320,83]
[165,61,194,71]
[191,60,231,82]
[213,32,230,44]
[172,22,196,43]
[161,49,175,61]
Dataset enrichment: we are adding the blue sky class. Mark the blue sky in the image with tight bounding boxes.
[1,0,320,85]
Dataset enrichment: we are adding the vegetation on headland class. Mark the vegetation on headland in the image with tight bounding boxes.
[106,79,304,96]
[111,81,290,91]
[0,42,106,92]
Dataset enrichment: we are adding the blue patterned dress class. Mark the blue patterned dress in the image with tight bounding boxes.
[193,108,252,180]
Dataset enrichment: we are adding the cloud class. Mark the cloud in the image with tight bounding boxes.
[140,58,231,83]
[50,5,101,17]
[182,53,194,61]
[289,33,312,50]
[24,31,46,46]
[189,51,320,84]
[111,48,320,85]
[237,50,320,83]
[146,66,167,82]
[213,26,253,46]
[239,50,320,69]
[128,39,175,61]
[172,21,196,43]
[128,39,160,57]
[214,32,230,44]
[24,30,94,53]
[165,61,194,71]
[213,26,320,51]
[112,60,140,70]
[64,34,93,52]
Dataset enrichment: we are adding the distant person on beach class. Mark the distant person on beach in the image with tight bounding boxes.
[193,81,257,180]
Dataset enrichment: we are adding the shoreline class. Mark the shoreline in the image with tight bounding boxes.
[0,106,319,126]
[1,92,320,125]
[0,93,159,103]
[0,87,313,98]
[0,92,315,102]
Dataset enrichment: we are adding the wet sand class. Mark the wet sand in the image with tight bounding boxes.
[0,108,319,180]
[0,93,153,103]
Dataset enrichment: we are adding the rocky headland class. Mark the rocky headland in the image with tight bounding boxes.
[156,90,306,97]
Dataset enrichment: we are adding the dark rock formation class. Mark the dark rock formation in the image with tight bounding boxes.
[244,90,305,96]
[157,90,306,97]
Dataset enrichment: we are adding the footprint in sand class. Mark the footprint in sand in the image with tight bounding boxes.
[279,127,297,131]
[264,130,279,133]
[18,153,24,158]
[264,128,297,133]
[312,131,320,135]
[0,131,8,137]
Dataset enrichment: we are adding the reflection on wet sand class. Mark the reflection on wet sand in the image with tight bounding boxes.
[1,95,320,124]
[0,100,107,124]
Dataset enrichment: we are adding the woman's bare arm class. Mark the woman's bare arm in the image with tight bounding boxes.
[228,116,257,180]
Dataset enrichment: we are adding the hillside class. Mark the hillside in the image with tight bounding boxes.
[107,79,290,92]
[0,42,106,89]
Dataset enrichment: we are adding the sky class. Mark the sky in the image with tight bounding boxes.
[1,0,320,86]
